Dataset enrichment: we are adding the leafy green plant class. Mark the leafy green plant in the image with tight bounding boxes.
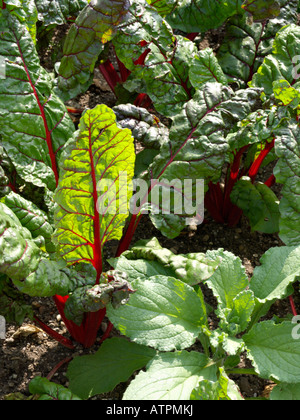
[54,0,300,245]
[0,0,299,400]
[66,238,300,400]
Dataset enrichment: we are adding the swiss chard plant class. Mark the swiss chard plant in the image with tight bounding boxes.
[51,0,300,246]
[65,238,300,400]
[0,0,299,399]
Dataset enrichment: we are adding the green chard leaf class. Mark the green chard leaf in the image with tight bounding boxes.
[53,104,135,276]
[165,0,244,33]
[189,48,228,90]
[35,0,89,26]
[143,83,261,238]
[55,0,130,101]
[64,270,135,325]
[273,123,300,245]
[113,1,197,118]
[146,0,177,15]
[1,191,56,255]
[242,0,281,21]
[231,177,280,234]
[107,275,208,351]
[0,274,34,324]
[217,0,298,87]
[0,11,75,191]
[251,24,300,95]
[0,202,96,297]
[123,351,217,400]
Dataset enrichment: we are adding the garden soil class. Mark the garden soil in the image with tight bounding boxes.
[1,26,299,401]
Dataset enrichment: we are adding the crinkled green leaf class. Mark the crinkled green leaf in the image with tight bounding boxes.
[64,270,135,325]
[217,0,298,87]
[123,351,217,400]
[55,0,130,101]
[251,24,300,95]
[35,0,88,26]
[0,274,33,324]
[191,368,243,400]
[1,191,56,255]
[146,0,177,15]
[53,104,135,273]
[114,2,196,117]
[29,377,81,400]
[0,201,96,297]
[0,201,44,281]
[210,329,244,356]
[0,11,75,191]
[205,249,249,310]
[273,79,300,108]
[107,275,208,351]
[67,337,156,399]
[231,177,280,234]
[274,123,300,245]
[165,0,244,33]
[0,0,38,43]
[218,290,255,336]
[112,237,219,285]
[242,0,281,21]
[249,245,300,303]
[189,48,228,90]
[113,104,169,150]
[244,321,300,383]
[145,83,261,238]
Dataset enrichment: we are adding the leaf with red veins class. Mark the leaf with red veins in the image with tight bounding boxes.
[0,11,74,190]
[53,105,135,279]
[113,0,196,117]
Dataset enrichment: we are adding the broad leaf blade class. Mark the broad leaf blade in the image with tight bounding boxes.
[249,245,300,303]
[146,83,261,238]
[270,383,300,401]
[1,191,56,255]
[231,177,280,234]
[123,351,217,400]
[251,24,300,95]
[189,48,228,90]
[242,0,281,21]
[53,104,135,275]
[244,321,300,383]
[205,249,248,310]
[35,0,88,26]
[56,0,130,101]
[67,337,156,399]
[0,202,94,297]
[114,2,196,117]
[0,11,75,190]
[107,275,208,351]
[166,0,244,33]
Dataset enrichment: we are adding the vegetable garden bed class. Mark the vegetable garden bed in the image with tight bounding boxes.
[0,0,300,401]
